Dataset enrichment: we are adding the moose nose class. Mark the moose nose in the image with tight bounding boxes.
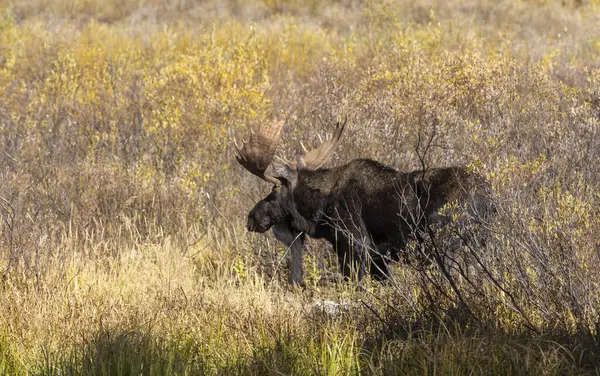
[247,216,257,232]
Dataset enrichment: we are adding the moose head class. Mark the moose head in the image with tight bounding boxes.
[234,119,346,234]
[234,119,347,285]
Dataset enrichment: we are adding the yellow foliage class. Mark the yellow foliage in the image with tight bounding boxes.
[1,0,600,372]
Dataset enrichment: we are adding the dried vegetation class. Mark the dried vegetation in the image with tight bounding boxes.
[1,0,600,374]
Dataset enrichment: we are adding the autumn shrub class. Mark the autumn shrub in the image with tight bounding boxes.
[1,0,600,373]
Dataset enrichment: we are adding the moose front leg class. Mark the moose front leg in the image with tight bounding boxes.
[333,229,369,282]
[369,242,392,281]
[327,201,372,282]
[272,223,306,287]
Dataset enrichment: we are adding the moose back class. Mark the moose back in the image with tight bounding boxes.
[235,119,493,285]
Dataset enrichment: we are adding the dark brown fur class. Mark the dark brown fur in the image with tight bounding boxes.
[246,158,494,285]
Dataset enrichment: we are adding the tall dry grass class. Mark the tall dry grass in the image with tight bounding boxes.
[1,0,600,374]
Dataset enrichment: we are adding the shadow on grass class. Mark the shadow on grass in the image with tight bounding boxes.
[359,305,600,376]
[37,326,213,376]
[35,325,311,376]
[32,312,600,375]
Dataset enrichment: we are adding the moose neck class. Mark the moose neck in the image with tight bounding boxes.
[297,166,339,193]
[286,166,341,238]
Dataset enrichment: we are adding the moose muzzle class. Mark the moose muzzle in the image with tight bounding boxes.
[247,214,271,233]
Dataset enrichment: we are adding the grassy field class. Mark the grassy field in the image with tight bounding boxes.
[1,0,600,374]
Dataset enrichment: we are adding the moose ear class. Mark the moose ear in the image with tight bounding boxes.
[269,161,298,188]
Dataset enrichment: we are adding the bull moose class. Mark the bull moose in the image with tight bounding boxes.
[235,119,493,285]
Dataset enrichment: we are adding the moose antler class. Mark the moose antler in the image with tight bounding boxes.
[234,119,285,185]
[299,117,347,170]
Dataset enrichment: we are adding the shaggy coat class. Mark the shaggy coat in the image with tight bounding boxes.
[247,158,493,285]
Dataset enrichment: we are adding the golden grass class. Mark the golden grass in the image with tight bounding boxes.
[1,0,600,374]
